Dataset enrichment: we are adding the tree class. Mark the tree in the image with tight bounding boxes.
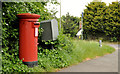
[83,2,107,37]
[62,12,80,37]
[104,2,120,41]
[83,2,120,41]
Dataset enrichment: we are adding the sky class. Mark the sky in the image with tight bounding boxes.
[46,0,119,18]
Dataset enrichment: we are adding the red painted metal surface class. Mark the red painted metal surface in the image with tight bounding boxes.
[17,13,40,62]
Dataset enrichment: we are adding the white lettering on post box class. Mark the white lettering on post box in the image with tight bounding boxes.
[35,28,38,37]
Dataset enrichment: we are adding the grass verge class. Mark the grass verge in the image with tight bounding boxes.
[39,38,115,72]
[70,38,115,63]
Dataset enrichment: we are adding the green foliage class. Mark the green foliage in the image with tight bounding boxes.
[62,12,80,37]
[83,2,120,42]
[37,32,74,70]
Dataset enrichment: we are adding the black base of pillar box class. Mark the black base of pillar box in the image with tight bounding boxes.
[23,61,38,67]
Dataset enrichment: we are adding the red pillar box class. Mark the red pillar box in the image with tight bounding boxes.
[17,13,40,67]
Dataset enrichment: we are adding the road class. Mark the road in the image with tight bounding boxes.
[58,44,119,72]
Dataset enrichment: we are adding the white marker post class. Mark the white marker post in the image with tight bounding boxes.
[99,40,102,47]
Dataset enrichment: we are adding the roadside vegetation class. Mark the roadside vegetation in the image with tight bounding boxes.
[2,32,115,72]
[71,38,115,62]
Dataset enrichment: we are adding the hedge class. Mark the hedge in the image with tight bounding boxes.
[83,2,120,41]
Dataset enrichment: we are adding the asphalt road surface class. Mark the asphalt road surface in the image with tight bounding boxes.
[58,44,119,72]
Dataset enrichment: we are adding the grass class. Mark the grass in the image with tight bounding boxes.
[70,38,115,63]
[38,38,115,72]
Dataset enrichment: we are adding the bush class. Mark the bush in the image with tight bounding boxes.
[37,31,74,69]
[83,2,120,42]
[62,12,80,37]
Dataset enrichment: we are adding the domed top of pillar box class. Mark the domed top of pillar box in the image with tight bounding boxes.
[17,13,40,19]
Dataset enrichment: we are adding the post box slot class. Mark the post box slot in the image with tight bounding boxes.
[34,23,39,25]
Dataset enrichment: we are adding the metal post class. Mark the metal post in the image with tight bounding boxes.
[81,12,83,40]
[60,0,61,30]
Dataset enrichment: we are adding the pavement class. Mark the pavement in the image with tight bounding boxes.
[58,44,119,72]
